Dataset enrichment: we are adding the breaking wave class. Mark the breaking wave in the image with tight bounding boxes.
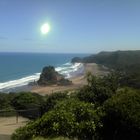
[0,63,84,92]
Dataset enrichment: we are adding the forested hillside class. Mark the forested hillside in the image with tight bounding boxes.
[72,50,140,68]
[72,50,140,88]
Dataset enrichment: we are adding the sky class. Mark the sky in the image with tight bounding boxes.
[0,0,140,53]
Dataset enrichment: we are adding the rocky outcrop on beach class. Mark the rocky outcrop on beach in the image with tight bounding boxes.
[37,66,72,86]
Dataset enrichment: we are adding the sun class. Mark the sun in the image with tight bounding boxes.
[41,23,50,34]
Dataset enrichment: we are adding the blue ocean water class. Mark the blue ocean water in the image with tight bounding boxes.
[0,52,88,91]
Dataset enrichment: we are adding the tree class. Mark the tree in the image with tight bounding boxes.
[99,89,140,140]
[11,92,44,119]
[40,92,68,115]
[77,73,114,106]
[0,93,12,110]
[12,99,101,140]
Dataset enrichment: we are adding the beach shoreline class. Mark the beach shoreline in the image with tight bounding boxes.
[0,63,109,94]
[31,63,109,95]
[0,62,84,93]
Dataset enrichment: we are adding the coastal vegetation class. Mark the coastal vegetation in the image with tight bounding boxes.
[0,50,140,140]
[7,71,140,140]
[0,92,44,119]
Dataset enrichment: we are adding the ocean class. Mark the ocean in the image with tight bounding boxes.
[0,52,88,92]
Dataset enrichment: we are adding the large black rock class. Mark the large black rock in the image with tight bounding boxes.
[37,66,72,86]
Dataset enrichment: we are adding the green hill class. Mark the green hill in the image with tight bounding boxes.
[72,50,140,68]
[72,50,140,88]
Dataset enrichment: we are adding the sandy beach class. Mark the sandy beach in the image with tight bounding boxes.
[31,63,109,95]
[0,116,29,140]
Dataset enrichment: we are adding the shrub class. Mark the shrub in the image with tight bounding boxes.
[11,92,44,119]
[99,89,140,140]
[12,99,101,140]
[40,92,68,114]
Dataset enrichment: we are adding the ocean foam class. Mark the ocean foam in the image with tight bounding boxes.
[0,73,40,91]
[56,63,84,78]
[0,63,84,92]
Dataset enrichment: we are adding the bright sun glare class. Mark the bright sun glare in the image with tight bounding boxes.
[41,23,50,34]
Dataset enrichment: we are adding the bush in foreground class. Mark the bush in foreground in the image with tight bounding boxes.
[40,92,68,115]
[12,99,101,140]
[99,89,140,140]
[11,92,44,119]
